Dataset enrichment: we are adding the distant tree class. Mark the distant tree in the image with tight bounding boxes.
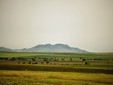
[54,58,59,61]
[0,58,4,60]
[49,58,52,61]
[98,58,101,60]
[39,57,41,59]
[5,58,8,60]
[28,62,31,64]
[85,62,88,65]
[80,57,82,59]
[11,57,16,61]
[46,61,49,64]
[94,58,96,60]
[34,56,37,58]
[90,59,92,60]
[82,59,86,61]
[85,62,90,65]
[61,58,65,61]
[18,62,20,64]
[70,58,72,61]
[32,58,36,61]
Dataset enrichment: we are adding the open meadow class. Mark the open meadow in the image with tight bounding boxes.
[0,52,113,85]
[0,70,113,85]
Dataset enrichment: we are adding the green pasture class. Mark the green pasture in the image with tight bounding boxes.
[0,52,113,70]
[0,52,113,59]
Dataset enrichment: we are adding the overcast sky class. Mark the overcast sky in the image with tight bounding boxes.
[0,0,113,52]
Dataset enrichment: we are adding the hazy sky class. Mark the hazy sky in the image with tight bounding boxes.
[0,0,113,52]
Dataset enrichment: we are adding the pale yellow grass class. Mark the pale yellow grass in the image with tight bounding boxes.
[0,70,113,85]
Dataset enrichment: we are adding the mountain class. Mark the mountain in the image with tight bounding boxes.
[19,44,88,53]
[0,44,88,53]
[0,47,14,52]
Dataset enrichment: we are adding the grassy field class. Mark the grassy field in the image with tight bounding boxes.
[0,52,113,70]
[0,70,113,85]
[0,52,113,85]
[0,52,113,59]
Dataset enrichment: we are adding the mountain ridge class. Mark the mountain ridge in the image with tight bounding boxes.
[0,44,88,53]
[0,47,14,52]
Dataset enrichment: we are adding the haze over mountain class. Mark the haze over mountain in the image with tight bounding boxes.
[0,47,14,52]
[0,44,87,53]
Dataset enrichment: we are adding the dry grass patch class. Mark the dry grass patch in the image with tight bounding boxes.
[0,70,113,85]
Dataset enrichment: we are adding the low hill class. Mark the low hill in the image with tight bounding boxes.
[0,44,88,53]
[0,47,14,52]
